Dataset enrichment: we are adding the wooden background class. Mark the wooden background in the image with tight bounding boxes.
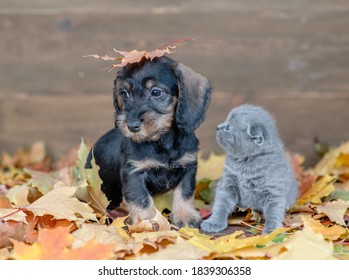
[1,0,349,166]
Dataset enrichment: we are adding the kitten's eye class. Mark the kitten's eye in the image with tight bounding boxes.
[151,88,163,97]
[224,125,230,131]
[120,91,129,99]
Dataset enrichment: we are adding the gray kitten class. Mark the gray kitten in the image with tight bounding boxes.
[200,104,298,234]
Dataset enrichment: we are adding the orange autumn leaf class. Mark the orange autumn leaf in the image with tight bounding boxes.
[13,226,115,260]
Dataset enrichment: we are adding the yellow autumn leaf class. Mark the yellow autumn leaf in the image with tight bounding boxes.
[110,216,131,241]
[178,226,286,256]
[274,217,337,259]
[0,248,11,260]
[301,216,347,241]
[296,174,336,205]
[213,228,287,254]
[138,236,210,260]
[196,152,225,181]
[311,141,349,176]
[334,153,349,168]
[179,226,213,240]
[132,230,178,244]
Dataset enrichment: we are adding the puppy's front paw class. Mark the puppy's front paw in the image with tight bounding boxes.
[200,218,227,233]
[170,211,202,228]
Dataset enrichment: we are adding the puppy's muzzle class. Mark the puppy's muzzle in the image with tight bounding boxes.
[127,118,142,132]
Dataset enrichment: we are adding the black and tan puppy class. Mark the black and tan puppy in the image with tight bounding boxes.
[86,56,212,228]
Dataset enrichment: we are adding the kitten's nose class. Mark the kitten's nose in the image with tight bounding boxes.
[217,123,224,131]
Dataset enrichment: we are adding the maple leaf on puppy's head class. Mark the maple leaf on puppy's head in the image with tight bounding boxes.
[84,38,194,71]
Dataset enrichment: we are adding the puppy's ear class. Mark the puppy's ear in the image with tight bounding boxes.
[112,72,123,114]
[246,122,267,146]
[175,63,212,132]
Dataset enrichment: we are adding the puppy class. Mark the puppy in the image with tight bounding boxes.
[86,56,212,228]
[200,104,298,234]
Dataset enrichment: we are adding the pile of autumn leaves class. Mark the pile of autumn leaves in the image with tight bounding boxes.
[0,140,349,260]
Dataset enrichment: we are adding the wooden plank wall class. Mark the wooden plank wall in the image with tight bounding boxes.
[1,0,349,166]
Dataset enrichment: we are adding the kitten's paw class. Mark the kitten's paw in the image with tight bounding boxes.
[262,222,283,234]
[200,219,227,233]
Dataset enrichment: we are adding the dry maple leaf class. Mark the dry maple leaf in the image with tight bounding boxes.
[311,141,349,177]
[316,200,349,226]
[5,184,30,207]
[301,216,347,241]
[71,223,129,258]
[127,208,171,233]
[26,186,96,223]
[1,142,49,170]
[84,38,194,71]
[12,226,115,260]
[296,174,337,205]
[273,217,337,259]
[0,208,27,223]
[138,236,210,260]
[74,139,109,216]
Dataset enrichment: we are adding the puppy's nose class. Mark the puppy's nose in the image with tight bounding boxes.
[127,119,142,132]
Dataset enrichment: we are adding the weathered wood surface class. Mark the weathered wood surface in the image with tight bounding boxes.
[1,0,349,166]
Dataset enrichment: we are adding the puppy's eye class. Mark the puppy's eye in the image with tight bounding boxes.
[120,91,129,99]
[151,89,163,97]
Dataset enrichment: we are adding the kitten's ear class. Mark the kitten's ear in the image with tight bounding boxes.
[246,122,266,146]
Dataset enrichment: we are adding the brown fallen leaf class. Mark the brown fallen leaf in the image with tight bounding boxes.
[85,38,194,71]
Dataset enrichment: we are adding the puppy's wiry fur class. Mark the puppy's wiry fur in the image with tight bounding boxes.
[200,104,298,234]
[86,56,212,227]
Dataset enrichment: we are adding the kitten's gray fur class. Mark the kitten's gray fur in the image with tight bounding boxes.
[200,104,298,234]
